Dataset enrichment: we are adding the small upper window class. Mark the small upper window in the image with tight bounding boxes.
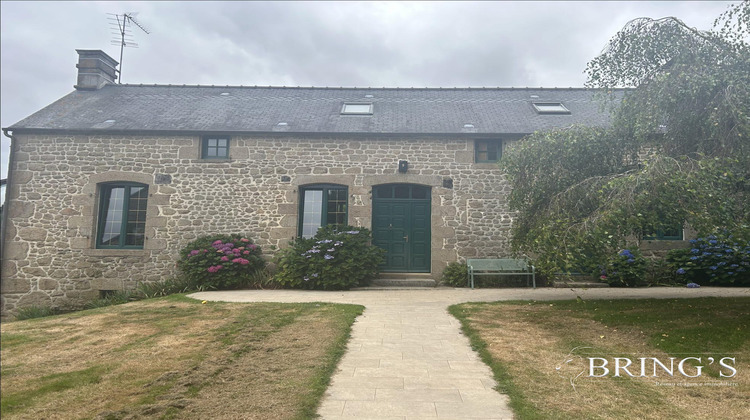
[341,103,373,115]
[475,140,502,163]
[201,136,230,159]
[532,102,571,115]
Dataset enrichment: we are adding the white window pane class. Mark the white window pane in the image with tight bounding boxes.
[342,103,372,114]
[302,190,323,238]
[533,102,570,114]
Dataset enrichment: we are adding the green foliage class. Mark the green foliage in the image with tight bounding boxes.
[667,235,750,286]
[502,3,750,276]
[178,234,266,290]
[601,248,648,287]
[273,225,385,290]
[441,262,469,287]
[1,366,107,415]
[644,257,679,286]
[15,305,58,321]
[83,290,141,310]
[137,277,198,298]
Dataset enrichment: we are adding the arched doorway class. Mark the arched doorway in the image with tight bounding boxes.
[372,184,431,272]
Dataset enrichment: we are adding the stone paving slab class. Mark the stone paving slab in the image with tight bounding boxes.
[189,287,750,419]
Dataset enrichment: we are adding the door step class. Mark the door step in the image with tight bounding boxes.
[553,280,610,288]
[365,274,436,288]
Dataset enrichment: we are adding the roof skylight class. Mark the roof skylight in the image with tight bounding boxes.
[341,103,373,115]
[532,102,570,114]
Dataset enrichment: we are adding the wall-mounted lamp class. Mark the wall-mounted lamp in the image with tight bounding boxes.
[398,160,409,173]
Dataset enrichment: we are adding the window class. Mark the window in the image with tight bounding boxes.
[644,226,683,241]
[341,103,373,115]
[373,184,431,200]
[97,183,148,248]
[299,184,348,238]
[201,136,230,159]
[532,102,571,115]
[475,140,502,163]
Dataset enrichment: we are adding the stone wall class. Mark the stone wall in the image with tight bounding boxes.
[1,133,514,318]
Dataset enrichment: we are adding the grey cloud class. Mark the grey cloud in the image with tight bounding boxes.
[0,0,735,179]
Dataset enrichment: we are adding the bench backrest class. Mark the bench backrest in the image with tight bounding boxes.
[467,258,529,271]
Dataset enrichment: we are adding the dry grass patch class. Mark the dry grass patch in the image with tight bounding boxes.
[450,297,750,420]
[1,295,363,419]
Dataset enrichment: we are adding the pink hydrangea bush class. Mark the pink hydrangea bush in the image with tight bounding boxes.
[178,234,265,289]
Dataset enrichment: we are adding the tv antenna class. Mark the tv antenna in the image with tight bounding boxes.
[108,12,150,83]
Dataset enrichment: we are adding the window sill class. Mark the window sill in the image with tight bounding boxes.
[473,162,500,169]
[195,158,232,163]
[640,240,688,251]
[83,249,150,257]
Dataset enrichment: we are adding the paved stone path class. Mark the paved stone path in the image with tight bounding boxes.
[189,287,750,419]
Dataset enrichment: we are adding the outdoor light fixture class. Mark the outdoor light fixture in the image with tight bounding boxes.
[398,160,409,173]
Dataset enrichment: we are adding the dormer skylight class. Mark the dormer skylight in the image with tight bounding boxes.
[341,103,373,115]
[532,102,571,115]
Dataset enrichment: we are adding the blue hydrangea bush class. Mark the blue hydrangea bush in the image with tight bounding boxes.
[178,234,266,290]
[668,235,750,286]
[600,248,648,287]
[273,225,385,290]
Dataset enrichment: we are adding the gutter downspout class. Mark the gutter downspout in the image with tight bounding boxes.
[1,128,16,282]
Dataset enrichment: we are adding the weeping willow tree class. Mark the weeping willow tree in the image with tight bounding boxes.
[501,2,750,275]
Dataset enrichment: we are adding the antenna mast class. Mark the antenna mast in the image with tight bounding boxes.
[108,12,150,83]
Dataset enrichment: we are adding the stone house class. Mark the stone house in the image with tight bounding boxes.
[1,49,624,316]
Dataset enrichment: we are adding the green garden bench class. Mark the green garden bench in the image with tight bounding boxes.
[466,258,536,289]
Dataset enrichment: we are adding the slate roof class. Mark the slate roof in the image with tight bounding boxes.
[8,85,624,135]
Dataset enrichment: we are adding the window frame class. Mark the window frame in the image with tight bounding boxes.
[644,228,684,241]
[474,139,502,163]
[532,102,571,115]
[341,102,373,115]
[298,184,349,238]
[96,182,149,249]
[201,136,231,159]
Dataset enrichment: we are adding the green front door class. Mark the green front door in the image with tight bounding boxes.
[372,184,431,272]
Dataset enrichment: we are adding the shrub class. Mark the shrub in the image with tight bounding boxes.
[137,277,200,298]
[644,258,679,286]
[247,267,279,289]
[178,234,266,290]
[667,235,750,286]
[15,305,58,321]
[442,262,469,287]
[273,225,385,290]
[600,248,648,287]
[84,290,141,309]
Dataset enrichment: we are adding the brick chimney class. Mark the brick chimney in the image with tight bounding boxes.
[74,49,118,90]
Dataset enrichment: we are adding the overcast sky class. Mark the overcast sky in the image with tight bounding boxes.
[0,1,736,182]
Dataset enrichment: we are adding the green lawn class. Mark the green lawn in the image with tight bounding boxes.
[450,297,750,420]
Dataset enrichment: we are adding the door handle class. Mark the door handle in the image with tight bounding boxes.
[403,235,409,243]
